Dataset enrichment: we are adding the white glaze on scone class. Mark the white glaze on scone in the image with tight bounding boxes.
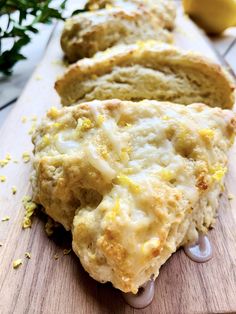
[32,99,236,293]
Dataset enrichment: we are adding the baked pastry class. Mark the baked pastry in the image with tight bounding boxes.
[55,42,235,109]
[61,0,176,62]
[32,99,235,293]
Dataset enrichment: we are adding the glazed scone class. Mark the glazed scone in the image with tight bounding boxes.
[61,0,176,62]
[55,42,235,109]
[32,99,236,292]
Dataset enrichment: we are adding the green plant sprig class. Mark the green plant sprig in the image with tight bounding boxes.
[0,0,67,75]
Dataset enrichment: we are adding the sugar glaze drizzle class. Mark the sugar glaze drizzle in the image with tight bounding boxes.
[184,233,212,263]
[123,234,212,309]
[122,279,155,309]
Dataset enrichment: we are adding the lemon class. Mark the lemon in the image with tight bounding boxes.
[183,0,236,34]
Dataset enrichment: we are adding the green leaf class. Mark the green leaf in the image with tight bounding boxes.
[0,0,68,75]
[72,9,88,16]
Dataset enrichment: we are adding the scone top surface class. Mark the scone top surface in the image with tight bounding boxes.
[32,99,235,293]
[55,42,235,109]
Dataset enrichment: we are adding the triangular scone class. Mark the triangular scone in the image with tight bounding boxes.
[55,42,235,108]
[61,0,175,62]
[32,100,235,292]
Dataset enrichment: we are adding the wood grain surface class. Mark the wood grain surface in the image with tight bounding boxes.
[0,9,235,314]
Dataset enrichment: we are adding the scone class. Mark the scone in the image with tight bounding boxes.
[32,99,236,293]
[55,42,235,108]
[61,0,176,62]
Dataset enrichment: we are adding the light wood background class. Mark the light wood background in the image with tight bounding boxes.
[0,6,236,314]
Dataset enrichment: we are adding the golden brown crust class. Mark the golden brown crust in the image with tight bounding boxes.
[32,99,235,292]
[55,42,235,109]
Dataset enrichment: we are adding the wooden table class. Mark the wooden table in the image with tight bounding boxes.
[0,5,236,314]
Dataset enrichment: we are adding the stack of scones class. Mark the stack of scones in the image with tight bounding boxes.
[32,0,236,294]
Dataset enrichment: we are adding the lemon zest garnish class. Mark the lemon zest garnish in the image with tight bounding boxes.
[21,116,27,123]
[97,114,105,126]
[198,129,215,141]
[0,154,12,167]
[22,152,31,163]
[101,147,109,159]
[105,4,113,9]
[105,198,120,221]
[28,121,37,135]
[210,165,227,182]
[6,153,11,161]
[22,196,37,229]
[31,115,37,122]
[116,174,141,193]
[13,259,23,269]
[47,107,60,119]
[38,134,51,150]
[120,151,129,162]
[52,122,62,128]
[0,175,6,182]
[136,40,157,49]
[123,167,134,175]
[2,216,10,222]
[12,186,17,195]
[76,118,93,134]
[159,169,174,181]
[25,252,31,259]
[120,146,131,162]
[0,159,8,167]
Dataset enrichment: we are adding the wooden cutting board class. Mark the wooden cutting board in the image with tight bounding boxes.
[0,7,235,314]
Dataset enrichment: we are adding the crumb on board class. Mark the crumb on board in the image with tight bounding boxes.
[228,193,234,200]
[0,243,3,247]
[12,186,17,195]
[28,122,37,135]
[47,107,60,119]
[31,115,37,122]
[25,252,31,259]
[22,196,37,229]
[2,216,10,222]
[22,152,31,163]
[0,159,8,167]
[63,249,71,256]
[21,116,27,123]
[0,175,6,182]
[54,253,59,260]
[13,259,23,269]
[35,75,42,80]
[6,153,11,160]
[45,217,56,236]
[13,160,18,164]
[0,153,12,167]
